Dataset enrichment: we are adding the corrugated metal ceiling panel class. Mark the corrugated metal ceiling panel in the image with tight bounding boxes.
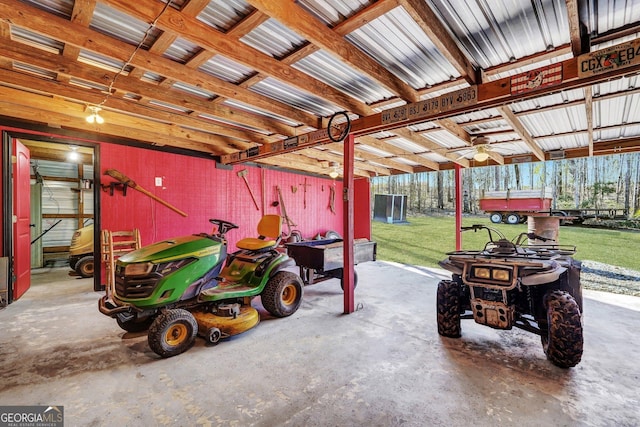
[346,6,461,88]
[18,0,73,19]
[241,18,306,58]
[595,95,640,128]
[163,38,200,64]
[587,0,640,35]
[90,3,159,48]
[426,0,569,69]
[293,50,394,104]
[519,106,587,137]
[10,27,64,54]
[198,55,255,84]
[250,77,340,117]
[296,0,371,26]
[196,0,253,32]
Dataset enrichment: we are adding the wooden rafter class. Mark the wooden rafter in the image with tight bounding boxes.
[497,106,545,161]
[584,85,594,157]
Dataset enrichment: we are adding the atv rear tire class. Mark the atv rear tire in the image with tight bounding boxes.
[116,314,154,333]
[541,290,583,368]
[148,309,197,358]
[76,256,94,278]
[437,280,461,338]
[262,271,303,317]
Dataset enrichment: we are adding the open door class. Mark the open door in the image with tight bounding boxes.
[12,139,30,300]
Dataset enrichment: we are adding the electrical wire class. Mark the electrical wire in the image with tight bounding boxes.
[97,0,174,108]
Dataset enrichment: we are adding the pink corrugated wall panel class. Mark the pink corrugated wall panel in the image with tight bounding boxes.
[99,144,344,250]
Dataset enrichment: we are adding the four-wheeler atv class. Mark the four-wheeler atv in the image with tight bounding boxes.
[436,224,583,368]
[99,215,304,358]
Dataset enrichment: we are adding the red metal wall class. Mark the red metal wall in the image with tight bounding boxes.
[99,143,345,250]
[353,177,371,239]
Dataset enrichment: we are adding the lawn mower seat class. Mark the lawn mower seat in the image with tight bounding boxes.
[236,215,282,252]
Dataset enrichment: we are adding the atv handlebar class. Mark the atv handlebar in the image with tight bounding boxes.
[460,224,506,242]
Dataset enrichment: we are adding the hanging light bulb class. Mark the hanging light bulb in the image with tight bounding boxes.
[68,145,79,161]
[328,162,339,179]
[85,106,104,124]
[473,151,490,162]
[473,146,490,162]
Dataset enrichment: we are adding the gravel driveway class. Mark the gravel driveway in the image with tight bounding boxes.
[581,260,640,297]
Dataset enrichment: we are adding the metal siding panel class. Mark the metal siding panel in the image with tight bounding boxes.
[90,3,159,48]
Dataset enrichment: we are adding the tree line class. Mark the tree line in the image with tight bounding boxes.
[371,152,640,217]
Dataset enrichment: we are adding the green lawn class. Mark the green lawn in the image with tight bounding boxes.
[371,215,640,271]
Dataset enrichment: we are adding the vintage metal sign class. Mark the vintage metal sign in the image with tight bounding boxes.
[381,86,477,125]
[511,64,563,95]
[578,39,640,78]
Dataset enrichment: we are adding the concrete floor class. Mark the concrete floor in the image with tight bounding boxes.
[1,262,639,427]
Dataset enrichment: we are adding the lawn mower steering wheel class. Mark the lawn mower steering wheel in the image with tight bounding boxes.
[209,219,239,236]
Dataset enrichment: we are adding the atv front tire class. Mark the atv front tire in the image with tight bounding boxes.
[437,280,461,338]
[148,309,197,358]
[541,290,583,368]
[262,271,303,317]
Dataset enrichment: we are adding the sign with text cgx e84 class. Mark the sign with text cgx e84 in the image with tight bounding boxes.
[578,39,640,78]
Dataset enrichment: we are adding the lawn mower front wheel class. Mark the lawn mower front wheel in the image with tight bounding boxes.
[148,309,197,358]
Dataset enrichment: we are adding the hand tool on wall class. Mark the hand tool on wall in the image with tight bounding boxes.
[329,185,336,214]
[300,178,311,209]
[276,185,296,233]
[237,169,260,211]
[104,169,188,217]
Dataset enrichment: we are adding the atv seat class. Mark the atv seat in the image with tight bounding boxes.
[236,215,282,251]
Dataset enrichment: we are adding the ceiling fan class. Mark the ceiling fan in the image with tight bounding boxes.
[449,136,499,162]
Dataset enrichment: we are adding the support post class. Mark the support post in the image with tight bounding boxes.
[455,164,463,251]
[343,133,355,314]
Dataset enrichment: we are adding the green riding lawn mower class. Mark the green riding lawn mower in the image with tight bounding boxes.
[99,215,304,358]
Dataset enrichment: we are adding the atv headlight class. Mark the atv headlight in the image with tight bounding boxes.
[492,269,510,281]
[124,262,154,276]
[473,267,491,279]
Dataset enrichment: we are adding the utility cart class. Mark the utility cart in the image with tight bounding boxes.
[285,238,377,289]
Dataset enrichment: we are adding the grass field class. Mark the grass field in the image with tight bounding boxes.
[371,215,640,271]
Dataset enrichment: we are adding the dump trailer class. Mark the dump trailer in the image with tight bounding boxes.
[479,188,628,224]
[480,188,553,224]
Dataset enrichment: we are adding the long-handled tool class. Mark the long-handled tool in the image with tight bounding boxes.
[276,185,296,234]
[104,169,188,217]
[237,169,260,211]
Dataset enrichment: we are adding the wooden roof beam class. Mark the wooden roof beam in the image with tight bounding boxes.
[584,85,594,156]
[497,105,545,161]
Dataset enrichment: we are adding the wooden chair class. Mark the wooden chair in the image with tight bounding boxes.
[101,229,141,297]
